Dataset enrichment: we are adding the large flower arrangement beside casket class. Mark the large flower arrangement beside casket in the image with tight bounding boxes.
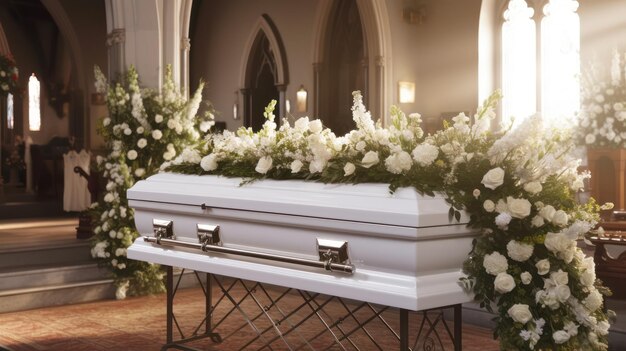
[89,66,214,298]
[577,50,626,147]
[165,91,613,350]
[0,53,19,95]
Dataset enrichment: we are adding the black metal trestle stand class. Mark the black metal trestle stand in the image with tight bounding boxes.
[162,266,221,351]
[161,266,463,350]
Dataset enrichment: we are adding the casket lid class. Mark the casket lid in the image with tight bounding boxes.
[127,173,464,228]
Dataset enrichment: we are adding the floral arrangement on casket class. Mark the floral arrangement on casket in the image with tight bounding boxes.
[89,66,214,298]
[577,49,626,147]
[165,91,614,350]
[0,53,19,95]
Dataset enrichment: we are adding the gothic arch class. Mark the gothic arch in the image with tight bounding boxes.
[312,0,392,125]
[239,14,289,129]
[0,22,11,55]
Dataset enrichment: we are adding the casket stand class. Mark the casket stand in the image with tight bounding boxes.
[127,173,476,350]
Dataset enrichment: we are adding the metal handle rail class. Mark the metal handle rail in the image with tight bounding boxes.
[143,236,355,274]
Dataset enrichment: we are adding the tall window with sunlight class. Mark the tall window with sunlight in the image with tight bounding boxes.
[7,93,13,130]
[501,0,536,129]
[28,74,40,131]
[541,0,580,127]
[501,0,580,129]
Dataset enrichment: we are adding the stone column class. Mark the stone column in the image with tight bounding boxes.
[181,37,191,97]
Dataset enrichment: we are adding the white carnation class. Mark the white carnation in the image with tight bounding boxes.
[137,138,147,149]
[411,143,439,166]
[506,240,534,262]
[155,114,163,123]
[583,289,603,311]
[483,251,508,275]
[134,168,145,177]
[385,151,412,174]
[104,193,115,203]
[524,181,542,195]
[495,212,512,228]
[200,154,218,171]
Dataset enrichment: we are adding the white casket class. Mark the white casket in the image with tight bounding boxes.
[127,173,475,311]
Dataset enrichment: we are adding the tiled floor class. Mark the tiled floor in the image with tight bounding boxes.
[0,286,500,351]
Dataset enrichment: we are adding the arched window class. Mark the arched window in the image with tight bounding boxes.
[7,93,13,130]
[500,0,580,128]
[29,74,41,131]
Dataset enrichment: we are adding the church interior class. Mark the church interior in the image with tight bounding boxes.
[1,0,626,350]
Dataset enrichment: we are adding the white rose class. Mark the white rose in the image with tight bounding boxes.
[555,284,571,303]
[524,181,542,195]
[536,259,550,275]
[507,197,532,219]
[481,167,505,190]
[104,193,115,203]
[103,117,111,126]
[344,162,356,176]
[507,304,532,324]
[309,119,323,133]
[585,134,596,144]
[294,117,309,131]
[494,272,516,293]
[583,289,603,311]
[539,205,556,221]
[544,232,570,254]
[411,143,439,166]
[580,270,596,287]
[124,128,132,135]
[255,156,273,174]
[520,271,532,285]
[309,158,327,173]
[495,212,512,228]
[152,129,163,140]
[531,215,545,227]
[553,330,570,344]
[127,150,138,160]
[361,151,379,168]
[134,168,145,177]
[137,138,147,149]
[597,320,610,336]
[552,210,569,226]
[550,269,569,286]
[163,151,174,161]
[155,114,163,123]
[385,151,413,174]
[483,199,495,212]
[200,154,218,171]
[496,199,508,213]
[483,251,508,276]
[290,159,303,173]
[109,230,116,238]
[506,240,534,262]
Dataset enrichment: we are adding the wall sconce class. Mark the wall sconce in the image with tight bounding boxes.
[233,91,239,119]
[398,81,415,104]
[286,99,291,114]
[296,85,307,112]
